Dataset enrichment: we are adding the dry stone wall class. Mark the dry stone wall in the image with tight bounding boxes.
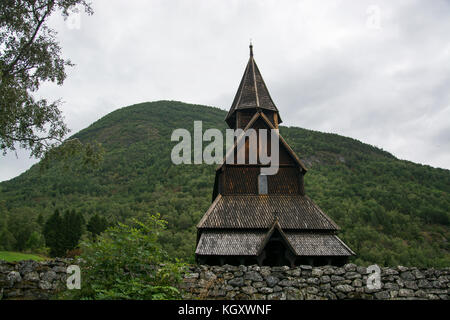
[1,259,448,300]
[0,259,70,300]
[181,264,449,300]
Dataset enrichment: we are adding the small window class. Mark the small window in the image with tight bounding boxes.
[258,174,268,195]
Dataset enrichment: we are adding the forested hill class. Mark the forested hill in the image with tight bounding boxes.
[0,101,449,267]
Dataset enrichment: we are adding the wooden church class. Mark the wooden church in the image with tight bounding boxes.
[195,44,355,266]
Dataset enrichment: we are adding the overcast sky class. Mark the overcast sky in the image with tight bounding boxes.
[1,0,450,182]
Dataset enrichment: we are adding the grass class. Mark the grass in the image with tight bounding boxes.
[0,251,48,262]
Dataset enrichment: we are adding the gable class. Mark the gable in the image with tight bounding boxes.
[217,111,308,171]
[257,220,296,257]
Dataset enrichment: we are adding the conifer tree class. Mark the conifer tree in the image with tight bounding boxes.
[36,213,45,228]
[43,209,85,256]
[43,209,64,257]
[61,210,85,252]
[0,227,16,251]
[87,214,108,239]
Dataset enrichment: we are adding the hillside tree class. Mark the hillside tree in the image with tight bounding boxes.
[43,209,64,256]
[43,209,85,256]
[0,227,16,251]
[86,214,108,239]
[61,209,84,250]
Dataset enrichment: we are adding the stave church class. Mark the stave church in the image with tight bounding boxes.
[195,44,355,266]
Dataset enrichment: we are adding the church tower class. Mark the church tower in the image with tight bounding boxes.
[225,43,281,130]
[195,44,355,266]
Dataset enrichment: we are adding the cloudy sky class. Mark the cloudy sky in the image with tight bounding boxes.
[1,0,450,181]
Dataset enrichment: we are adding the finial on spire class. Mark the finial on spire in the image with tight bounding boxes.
[249,40,253,57]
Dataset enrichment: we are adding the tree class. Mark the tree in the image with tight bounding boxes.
[25,230,45,250]
[43,209,63,256]
[43,208,85,256]
[62,214,186,300]
[86,214,108,239]
[36,213,45,228]
[0,227,16,250]
[0,0,100,163]
[7,211,32,251]
[61,209,84,251]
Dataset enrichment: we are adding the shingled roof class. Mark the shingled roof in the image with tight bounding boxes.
[197,194,339,231]
[225,44,281,126]
[195,230,265,256]
[195,230,354,256]
[285,233,355,256]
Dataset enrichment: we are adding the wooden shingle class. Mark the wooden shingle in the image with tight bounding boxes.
[197,194,339,231]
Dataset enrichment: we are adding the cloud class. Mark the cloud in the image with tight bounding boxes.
[1,0,449,181]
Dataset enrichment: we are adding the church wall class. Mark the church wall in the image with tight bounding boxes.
[221,167,302,195]
[236,110,256,129]
[223,167,259,194]
[267,168,301,194]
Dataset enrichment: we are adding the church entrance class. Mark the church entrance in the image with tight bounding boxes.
[261,229,293,266]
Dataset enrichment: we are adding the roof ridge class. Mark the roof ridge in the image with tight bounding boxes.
[251,55,260,107]
[334,235,356,256]
[196,194,222,228]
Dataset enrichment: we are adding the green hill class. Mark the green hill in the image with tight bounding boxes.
[0,100,449,267]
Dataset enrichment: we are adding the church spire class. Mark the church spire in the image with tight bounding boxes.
[225,44,281,128]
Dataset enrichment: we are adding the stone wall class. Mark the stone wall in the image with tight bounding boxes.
[181,264,449,300]
[0,259,70,300]
[1,259,448,300]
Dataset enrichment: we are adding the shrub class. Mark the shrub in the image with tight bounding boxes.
[62,213,186,300]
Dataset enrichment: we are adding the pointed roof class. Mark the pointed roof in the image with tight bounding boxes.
[225,44,281,126]
[257,218,296,256]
